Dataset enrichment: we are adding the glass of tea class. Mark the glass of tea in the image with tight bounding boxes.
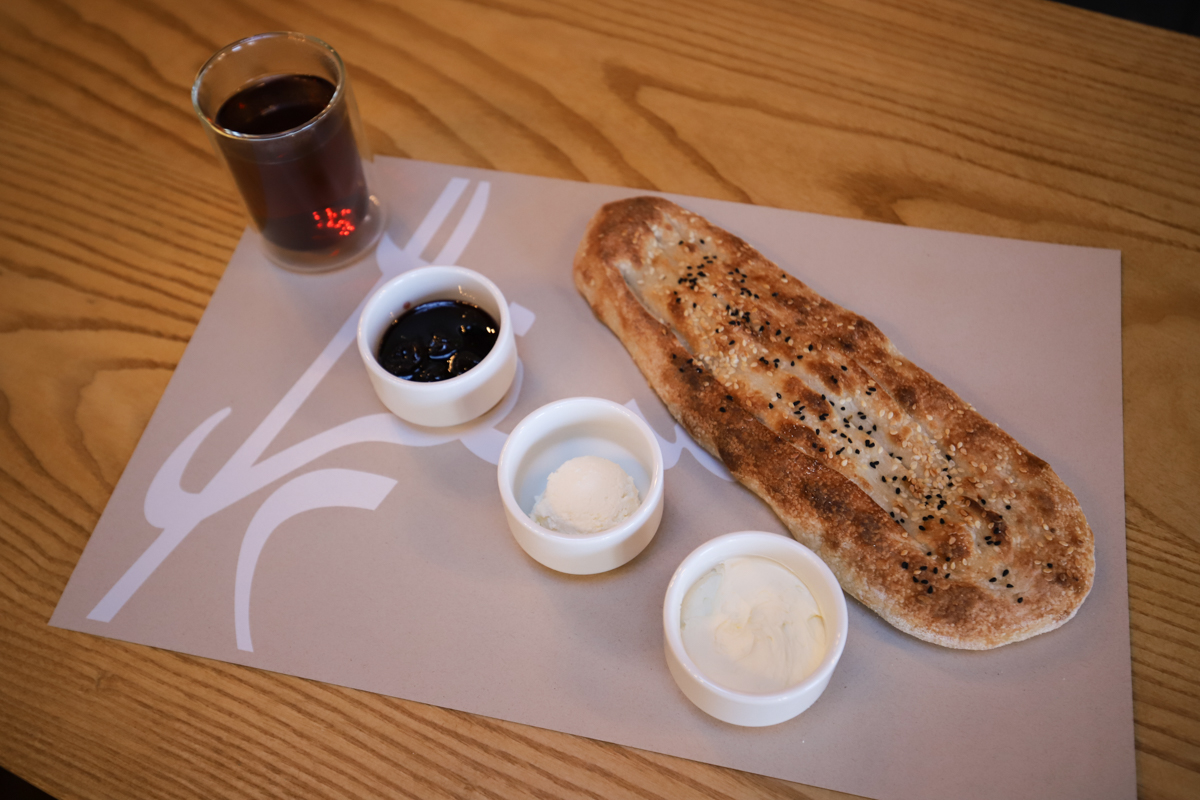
[192,32,385,272]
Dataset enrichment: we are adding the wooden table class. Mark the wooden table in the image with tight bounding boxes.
[1,1,1197,798]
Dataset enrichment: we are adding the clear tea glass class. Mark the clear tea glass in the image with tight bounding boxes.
[192,32,385,272]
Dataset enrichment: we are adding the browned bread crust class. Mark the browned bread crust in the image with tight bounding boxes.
[573,196,1094,649]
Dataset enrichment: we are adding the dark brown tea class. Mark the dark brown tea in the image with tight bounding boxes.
[215,74,369,254]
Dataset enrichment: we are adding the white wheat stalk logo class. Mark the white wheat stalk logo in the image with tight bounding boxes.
[87,177,728,651]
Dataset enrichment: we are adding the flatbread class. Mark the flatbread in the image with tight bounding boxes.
[573,196,1095,649]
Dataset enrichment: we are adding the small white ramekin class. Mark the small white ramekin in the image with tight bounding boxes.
[663,531,849,726]
[497,397,665,575]
[357,266,517,427]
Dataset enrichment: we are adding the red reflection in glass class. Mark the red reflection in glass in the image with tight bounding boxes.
[312,207,357,236]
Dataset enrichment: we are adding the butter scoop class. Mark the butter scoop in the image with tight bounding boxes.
[532,456,640,535]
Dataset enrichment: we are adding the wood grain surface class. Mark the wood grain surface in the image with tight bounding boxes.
[1,1,1197,798]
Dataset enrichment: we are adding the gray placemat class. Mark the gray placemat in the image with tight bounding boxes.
[51,157,1132,800]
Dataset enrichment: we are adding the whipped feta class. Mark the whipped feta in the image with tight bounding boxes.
[681,555,826,693]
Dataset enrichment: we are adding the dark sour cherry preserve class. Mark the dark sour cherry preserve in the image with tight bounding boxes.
[377,300,500,382]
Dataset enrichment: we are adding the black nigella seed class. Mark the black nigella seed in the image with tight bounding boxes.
[927,586,933,594]
[1007,583,1014,588]
[895,488,901,495]
[719,407,726,412]
[990,577,997,582]
[919,566,927,571]
[901,561,909,569]
[1003,569,1010,576]
[1017,597,1024,603]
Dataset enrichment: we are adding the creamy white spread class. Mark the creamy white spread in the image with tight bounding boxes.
[680,556,826,693]
[532,456,640,535]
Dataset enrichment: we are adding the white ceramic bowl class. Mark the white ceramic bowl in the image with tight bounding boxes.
[663,531,848,726]
[497,397,665,575]
[358,266,517,427]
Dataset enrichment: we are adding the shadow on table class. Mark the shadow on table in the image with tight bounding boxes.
[0,767,55,800]
[1054,0,1199,35]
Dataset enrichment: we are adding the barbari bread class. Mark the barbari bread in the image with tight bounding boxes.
[573,196,1094,649]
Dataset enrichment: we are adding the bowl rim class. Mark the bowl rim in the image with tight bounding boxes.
[497,396,665,545]
[357,264,513,394]
[663,530,849,706]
